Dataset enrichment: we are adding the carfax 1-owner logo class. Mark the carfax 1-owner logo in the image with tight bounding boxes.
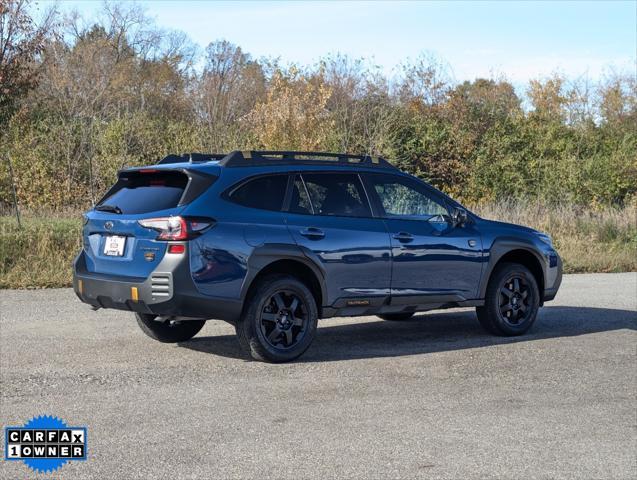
[4,415,87,474]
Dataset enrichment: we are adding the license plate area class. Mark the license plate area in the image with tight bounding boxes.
[103,235,126,256]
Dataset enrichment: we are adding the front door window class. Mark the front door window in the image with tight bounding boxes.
[368,174,450,226]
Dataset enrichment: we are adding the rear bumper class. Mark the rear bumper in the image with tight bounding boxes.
[73,251,242,321]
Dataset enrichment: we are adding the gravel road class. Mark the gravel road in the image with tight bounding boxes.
[1,273,636,479]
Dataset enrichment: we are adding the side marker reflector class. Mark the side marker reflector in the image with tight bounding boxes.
[168,244,185,254]
[78,279,83,295]
[131,287,139,302]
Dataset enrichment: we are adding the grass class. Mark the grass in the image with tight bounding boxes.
[1,203,635,289]
[472,202,637,273]
[0,215,82,289]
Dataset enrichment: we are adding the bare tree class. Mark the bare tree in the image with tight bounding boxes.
[563,74,595,126]
[32,1,196,202]
[195,40,265,150]
[319,54,367,152]
[0,0,56,125]
[396,52,452,108]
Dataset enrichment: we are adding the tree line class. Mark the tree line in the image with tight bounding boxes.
[1,0,635,210]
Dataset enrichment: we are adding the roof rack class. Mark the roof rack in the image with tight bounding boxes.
[219,150,396,169]
[157,153,227,165]
[156,150,396,169]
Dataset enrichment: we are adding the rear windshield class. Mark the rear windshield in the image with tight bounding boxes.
[99,171,189,214]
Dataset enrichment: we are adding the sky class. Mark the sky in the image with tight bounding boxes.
[37,0,636,84]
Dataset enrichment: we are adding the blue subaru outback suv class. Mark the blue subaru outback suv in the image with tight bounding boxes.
[74,151,562,362]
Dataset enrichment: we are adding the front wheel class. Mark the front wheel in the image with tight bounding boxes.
[135,313,206,343]
[476,262,540,336]
[236,274,318,363]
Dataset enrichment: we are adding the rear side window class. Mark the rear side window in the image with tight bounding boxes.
[229,175,288,211]
[301,173,371,217]
[99,171,189,214]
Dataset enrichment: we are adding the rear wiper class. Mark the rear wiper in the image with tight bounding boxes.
[95,204,122,214]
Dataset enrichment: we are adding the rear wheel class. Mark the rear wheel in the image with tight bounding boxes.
[377,312,415,321]
[476,262,540,336]
[135,313,206,343]
[236,274,318,363]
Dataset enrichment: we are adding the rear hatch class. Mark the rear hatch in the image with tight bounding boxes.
[83,168,215,278]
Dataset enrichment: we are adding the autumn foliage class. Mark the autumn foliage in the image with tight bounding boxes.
[0,1,635,210]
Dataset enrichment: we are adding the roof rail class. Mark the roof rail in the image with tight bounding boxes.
[218,150,396,169]
[157,153,227,165]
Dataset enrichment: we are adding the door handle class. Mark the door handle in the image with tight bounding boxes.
[392,232,414,243]
[299,227,325,239]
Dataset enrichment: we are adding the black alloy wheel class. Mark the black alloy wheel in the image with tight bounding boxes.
[499,275,533,326]
[260,290,309,349]
[476,262,540,336]
[236,274,318,362]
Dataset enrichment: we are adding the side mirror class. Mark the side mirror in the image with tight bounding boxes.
[451,207,468,228]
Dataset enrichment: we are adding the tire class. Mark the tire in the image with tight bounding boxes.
[377,312,415,321]
[476,262,540,336]
[236,274,318,363]
[135,313,206,343]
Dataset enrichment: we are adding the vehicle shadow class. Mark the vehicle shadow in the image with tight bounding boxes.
[179,306,637,362]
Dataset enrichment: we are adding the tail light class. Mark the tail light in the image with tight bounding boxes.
[138,216,214,241]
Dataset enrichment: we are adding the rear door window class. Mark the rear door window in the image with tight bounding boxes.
[229,174,288,211]
[99,171,189,214]
[288,175,313,214]
[300,173,372,217]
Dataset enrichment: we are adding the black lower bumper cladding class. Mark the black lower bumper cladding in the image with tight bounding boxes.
[73,251,242,321]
